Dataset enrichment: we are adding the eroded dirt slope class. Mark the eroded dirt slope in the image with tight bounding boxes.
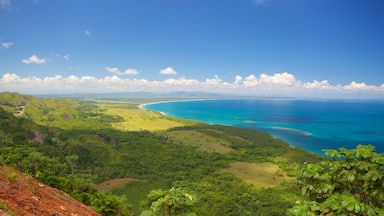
[0,164,100,216]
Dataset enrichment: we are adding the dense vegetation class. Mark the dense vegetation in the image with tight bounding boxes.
[288,145,384,215]
[1,92,382,215]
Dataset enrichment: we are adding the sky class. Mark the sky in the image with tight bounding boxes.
[0,0,384,98]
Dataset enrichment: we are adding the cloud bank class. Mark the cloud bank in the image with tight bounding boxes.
[1,72,383,99]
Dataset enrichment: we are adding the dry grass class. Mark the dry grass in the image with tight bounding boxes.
[106,107,196,131]
[223,162,293,189]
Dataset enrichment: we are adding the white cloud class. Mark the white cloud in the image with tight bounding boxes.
[160,67,177,75]
[84,30,91,36]
[243,74,258,87]
[22,55,47,64]
[343,81,378,91]
[105,66,139,75]
[63,54,70,61]
[123,68,139,75]
[0,0,11,7]
[303,80,332,89]
[163,77,199,86]
[1,73,19,83]
[205,75,222,85]
[105,67,120,74]
[234,75,243,85]
[1,42,13,48]
[1,72,383,99]
[259,72,296,86]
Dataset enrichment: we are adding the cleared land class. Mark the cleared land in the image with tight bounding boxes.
[106,107,196,131]
[223,162,293,189]
[96,178,147,193]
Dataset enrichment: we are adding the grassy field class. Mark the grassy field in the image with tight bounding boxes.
[223,162,293,189]
[106,107,197,131]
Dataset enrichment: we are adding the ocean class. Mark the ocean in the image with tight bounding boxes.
[143,99,384,155]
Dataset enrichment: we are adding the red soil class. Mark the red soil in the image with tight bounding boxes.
[0,165,100,216]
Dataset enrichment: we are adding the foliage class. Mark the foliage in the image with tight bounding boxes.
[7,172,18,181]
[88,191,132,216]
[140,187,196,216]
[288,144,384,215]
[174,172,300,216]
[0,93,326,215]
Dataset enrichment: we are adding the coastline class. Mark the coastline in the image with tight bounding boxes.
[139,99,384,155]
[138,98,218,111]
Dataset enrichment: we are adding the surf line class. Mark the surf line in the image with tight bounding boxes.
[270,126,312,136]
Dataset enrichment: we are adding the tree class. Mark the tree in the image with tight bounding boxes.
[65,154,78,175]
[88,191,132,216]
[288,144,384,216]
[140,187,196,216]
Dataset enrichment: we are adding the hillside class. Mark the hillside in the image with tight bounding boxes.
[0,163,99,216]
[0,92,323,215]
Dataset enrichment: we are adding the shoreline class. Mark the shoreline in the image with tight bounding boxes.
[138,99,384,156]
[138,98,218,111]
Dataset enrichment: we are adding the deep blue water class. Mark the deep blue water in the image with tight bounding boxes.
[144,99,384,155]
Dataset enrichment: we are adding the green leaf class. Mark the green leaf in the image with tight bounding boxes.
[340,194,360,213]
[356,144,375,159]
[321,194,342,211]
[323,149,341,158]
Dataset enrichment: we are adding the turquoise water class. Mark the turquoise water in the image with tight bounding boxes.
[144,99,384,155]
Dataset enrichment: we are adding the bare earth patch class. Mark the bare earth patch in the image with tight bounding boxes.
[96,178,147,193]
[223,162,293,189]
[0,165,99,215]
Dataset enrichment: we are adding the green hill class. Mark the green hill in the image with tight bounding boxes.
[0,92,322,215]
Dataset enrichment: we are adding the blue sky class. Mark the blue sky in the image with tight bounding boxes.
[1,0,383,98]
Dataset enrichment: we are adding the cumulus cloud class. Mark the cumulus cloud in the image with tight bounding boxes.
[234,75,243,85]
[205,75,222,85]
[1,42,13,48]
[343,81,378,91]
[243,74,258,87]
[160,67,177,75]
[105,66,139,75]
[303,80,332,89]
[123,68,139,75]
[22,55,47,64]
[1,72,383,99]
[259,72,296,86]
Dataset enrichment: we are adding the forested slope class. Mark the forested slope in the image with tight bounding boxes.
[0,92,323,215]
